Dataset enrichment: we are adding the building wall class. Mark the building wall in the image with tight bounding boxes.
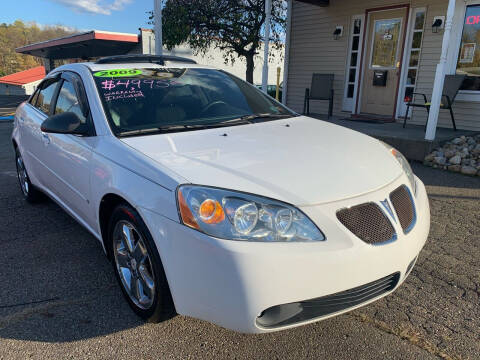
[286,0,480,131]
[0,83,25,95]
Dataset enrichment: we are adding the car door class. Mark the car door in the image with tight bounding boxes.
[19,76,62,187]
[40,72,96,226]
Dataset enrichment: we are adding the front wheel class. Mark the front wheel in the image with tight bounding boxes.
[15,148,43,203]
[108,204,175,322]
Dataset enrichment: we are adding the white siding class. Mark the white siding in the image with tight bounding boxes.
[286,0,480,131]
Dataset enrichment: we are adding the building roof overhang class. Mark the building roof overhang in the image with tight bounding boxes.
[295,0,329,7]
[16,30,139,60]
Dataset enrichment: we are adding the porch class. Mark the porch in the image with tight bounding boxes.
[309,114,477,161]
[283,0,480,146]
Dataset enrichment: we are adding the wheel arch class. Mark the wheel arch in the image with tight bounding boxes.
[98,193,134,260]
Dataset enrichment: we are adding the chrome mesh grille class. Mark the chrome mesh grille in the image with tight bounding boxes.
[337,203,395,245]
[390,185,416,233]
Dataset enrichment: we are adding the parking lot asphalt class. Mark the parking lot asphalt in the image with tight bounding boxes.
[0,121,478,360]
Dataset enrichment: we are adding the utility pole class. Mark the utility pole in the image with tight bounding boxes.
[262,0,272,93]
[154,0,163,55]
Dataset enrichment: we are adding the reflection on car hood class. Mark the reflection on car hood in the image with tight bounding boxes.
[120,116,403,205]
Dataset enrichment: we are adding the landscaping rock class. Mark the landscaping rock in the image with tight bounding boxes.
[461,166,477,176]
[444,149,456,159]
[448,165,461,172]
[424,135,480,177]
[452,137,464,145]
[434,156,446,165]
[449,155,462,165]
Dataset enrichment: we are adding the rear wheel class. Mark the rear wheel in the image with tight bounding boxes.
[108,204,175,322]
[15,148,43,203]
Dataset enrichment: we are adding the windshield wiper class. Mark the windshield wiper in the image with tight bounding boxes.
[116,114,297,137]
[238,113,295,123]
[116,125,189,137]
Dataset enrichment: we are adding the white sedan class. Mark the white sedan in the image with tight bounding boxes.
[12,55,430,333]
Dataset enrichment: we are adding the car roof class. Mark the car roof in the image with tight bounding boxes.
[48,61,217,77]
[86,61,216,72]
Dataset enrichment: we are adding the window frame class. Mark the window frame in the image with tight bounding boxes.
[368,17,404,70]
[51,71,96,137]
[396,7,427,118]
[448,0,480,102]
[30,75,62,115]
[343,14,366,113]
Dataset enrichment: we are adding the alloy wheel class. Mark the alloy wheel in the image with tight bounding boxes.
[16,154,29,197]
[113,220,156,310]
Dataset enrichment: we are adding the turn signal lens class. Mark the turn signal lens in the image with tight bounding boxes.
[177,185,324,242]
[381,142,417,195]
[178,189,200,229]
[199,199,225,224]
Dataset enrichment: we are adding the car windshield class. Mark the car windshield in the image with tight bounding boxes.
[92,67,296,137]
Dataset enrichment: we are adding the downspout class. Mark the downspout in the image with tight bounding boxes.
[425,0,456,141]
[282,0,293,105]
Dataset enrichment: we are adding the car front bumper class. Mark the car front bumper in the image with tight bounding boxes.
[140,175,430,333]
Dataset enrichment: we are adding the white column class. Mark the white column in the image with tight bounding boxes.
[282,0,293,105]
[262,0,272,93]
[154,0,163,56]
[425,0,456,141]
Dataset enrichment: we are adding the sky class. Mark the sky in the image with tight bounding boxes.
[2,0,154,34]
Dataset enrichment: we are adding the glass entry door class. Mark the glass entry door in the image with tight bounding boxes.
[360,9,407,116]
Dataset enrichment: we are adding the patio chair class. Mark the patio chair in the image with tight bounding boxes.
[303,74,334,118]
[403,75,466,131]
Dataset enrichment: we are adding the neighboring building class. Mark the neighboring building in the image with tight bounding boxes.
[283,0,480,137]
[0,66,45,95]
[16,29,284,86]
[139,29,284,85]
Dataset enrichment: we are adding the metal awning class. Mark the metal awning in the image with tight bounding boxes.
[295,0,329,6]
[16,30,139,60]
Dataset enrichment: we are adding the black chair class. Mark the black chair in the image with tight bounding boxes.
[403,74,466,131]
[303,74,334,118]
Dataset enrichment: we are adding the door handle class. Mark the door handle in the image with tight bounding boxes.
[42,133,50,145]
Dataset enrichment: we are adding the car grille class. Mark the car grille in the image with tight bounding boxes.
[390,185,416,234]
[337,203,396,245]
[256,272,401,329]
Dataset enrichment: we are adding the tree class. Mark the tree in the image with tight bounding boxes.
[0,20,75,76]
[158,0,286,84]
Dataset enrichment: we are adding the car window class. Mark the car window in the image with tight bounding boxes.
[36,79,60,114]
[55,80,87,124]
[92,68,295,135]
[30,88,40,106]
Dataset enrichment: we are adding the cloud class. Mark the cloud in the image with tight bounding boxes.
[51,0,132,15]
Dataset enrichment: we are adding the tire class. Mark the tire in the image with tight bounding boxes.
[108,203,175,322]
[15,148,43,203]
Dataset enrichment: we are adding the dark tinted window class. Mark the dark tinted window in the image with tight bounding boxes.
[36,80,59,114]
[92,68,294,135]
[30,89,40,106]
[55,80,87,124]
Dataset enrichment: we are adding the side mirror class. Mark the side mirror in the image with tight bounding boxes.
[41,112,88,135]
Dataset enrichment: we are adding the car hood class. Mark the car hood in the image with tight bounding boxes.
[120,116,403,206]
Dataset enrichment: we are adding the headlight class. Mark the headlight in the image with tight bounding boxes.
[177,185,325,242]
[381,142,416,194]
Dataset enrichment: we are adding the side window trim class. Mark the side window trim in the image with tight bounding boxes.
[49,79,64,116]
[33,74,62,115]
[57,71,96,137]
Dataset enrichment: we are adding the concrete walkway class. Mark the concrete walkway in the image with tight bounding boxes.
[310,114,477,161]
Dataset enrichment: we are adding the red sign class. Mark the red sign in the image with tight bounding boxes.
[466,15,480,25]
